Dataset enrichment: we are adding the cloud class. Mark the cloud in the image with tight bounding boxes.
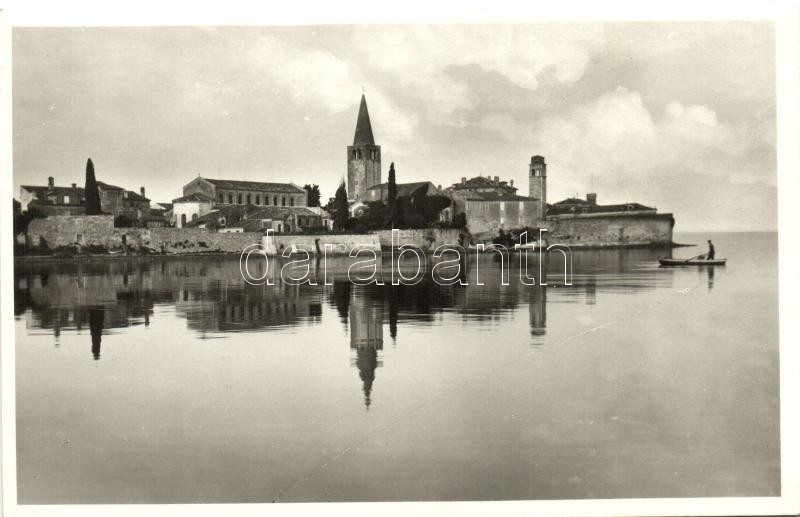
[351,24,606,129]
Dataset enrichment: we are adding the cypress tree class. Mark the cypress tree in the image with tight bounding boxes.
[303,184,321,207]
[84,158,101,215]
[387,162,398,228]
[334,181,349,231]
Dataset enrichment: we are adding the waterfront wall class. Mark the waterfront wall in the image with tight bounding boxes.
[24,214,673,256]
[26,215,263,254]
[268,234,381,255]
[24,217,466,256]
[374,229,466,250]
[547,213,674,248]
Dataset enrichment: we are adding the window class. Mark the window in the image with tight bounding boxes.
[246,194,252,205]
[192,213,198,221]
[281,196,286,206]
[237,193,243,204]
[256,195,260,205]
[219,193,224,203]
[273,196,278,205]
[290,197,295,206]
[352,150,357,159]
[180,214,187,227]
[228,194,233,204]
[64,195,71,204]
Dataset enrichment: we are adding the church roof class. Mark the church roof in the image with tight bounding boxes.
[353,94,375,146]
[203,178,305,194]
[366,181,435,197]
[173,192,214,203]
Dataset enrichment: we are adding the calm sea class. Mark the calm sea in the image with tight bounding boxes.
[13,231,780,503]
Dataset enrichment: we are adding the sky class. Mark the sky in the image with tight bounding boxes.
[12,23,776,232]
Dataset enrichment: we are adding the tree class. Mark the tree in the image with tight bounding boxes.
[84,158,101,215]
[333,181,349,231]
[387,162,398,227]
[303,184,321,207]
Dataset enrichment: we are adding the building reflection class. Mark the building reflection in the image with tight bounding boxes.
[13,250,678,366]
[349,287,384,410]
[529,283,547,337]
[89,308,104,360]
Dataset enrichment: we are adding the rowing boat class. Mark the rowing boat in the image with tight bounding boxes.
[658,258,726,266]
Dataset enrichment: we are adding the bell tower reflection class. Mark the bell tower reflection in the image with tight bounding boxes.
[341,283,384,410]
[529,267,547,339]
[89,308,104,360]
[529,285,547,337]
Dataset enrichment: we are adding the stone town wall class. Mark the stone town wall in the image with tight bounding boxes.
[268,234,381,255]
[374,229,466,250]
[25,215,381,255]
[27,215,115,248]
[26,214,675,254]
[548,213,674,248]
[465,199,542,237]
[26,215,263,254]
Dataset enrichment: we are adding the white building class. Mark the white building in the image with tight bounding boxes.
[172,193,214,228]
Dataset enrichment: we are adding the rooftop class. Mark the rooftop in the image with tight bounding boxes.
[547,196,656,216]
[173,192,214,203]
[96,181,149,202]
[451,175,516,191]
[21,184,85,206]
[466,191,535,202]
[352,94,375,146]
[367,181,434,197]
[203,178,305,194]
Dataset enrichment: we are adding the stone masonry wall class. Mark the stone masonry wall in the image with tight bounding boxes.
[548,213,674,248]
[374,229,466,250]
[26,216,263,254]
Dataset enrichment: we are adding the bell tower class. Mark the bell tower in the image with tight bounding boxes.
[529,155,547,220]
[347,94,382,201]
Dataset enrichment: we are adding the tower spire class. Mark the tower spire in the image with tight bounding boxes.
[353,94,375,146]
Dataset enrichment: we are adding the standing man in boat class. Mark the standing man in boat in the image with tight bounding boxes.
[705,240,715,260]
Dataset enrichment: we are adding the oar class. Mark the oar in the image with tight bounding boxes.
[682,253,705,264]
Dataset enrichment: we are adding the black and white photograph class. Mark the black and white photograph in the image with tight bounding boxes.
[1,2,799,516]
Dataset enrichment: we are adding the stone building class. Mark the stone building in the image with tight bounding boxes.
[347,94,382,201]
[19,177,86,215]
[182,177,308,208]
[96,182,151,219]
[546,193,675,247]
[445,160,547,237]
[462,192,543,236]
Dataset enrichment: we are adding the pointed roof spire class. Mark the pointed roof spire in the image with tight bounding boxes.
[353,94,375,146]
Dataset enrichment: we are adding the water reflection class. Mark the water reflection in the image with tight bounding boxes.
[14,250,673,343]
[89,309,104,360]
[14,235,779,503]
[13,251,676,410]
